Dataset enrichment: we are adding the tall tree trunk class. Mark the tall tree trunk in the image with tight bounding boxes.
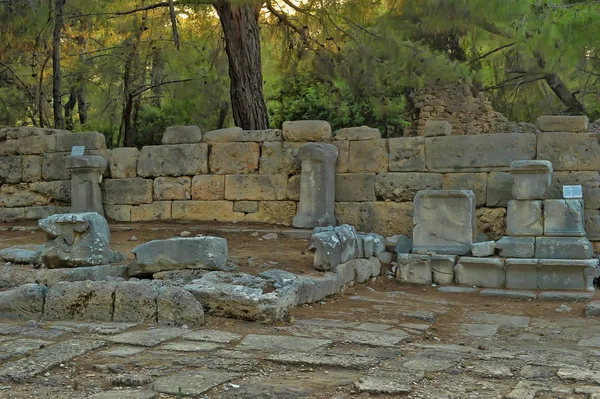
[213,0,269,130]
[52,0,66,129]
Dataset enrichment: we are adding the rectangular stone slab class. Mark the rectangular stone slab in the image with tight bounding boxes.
[496,236,535,258]
[454,257,505,288]
[543,199,586,236]
[506,200,543,236]
[537,259,597,291]
[397,254,432,284]
[535,237,593,259]
[237,334,331,351]
[505,259,538,289]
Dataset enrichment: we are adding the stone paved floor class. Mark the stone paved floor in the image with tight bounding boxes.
[1,283,600,398]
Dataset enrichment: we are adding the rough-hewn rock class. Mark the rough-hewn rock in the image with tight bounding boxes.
[130,201,172,221]
[388,137,426,172]
[162,125,202,144]
[282,120,332,142]
[42,281,117,321]
[0,155,22,183]
[0,283,47,320]
[22,155,42,182]
[359,202,413,237]
[191,175,225,200]
[536,115,588,132]
[442,173,487,206]
[113,281,160,323]
[245,201,296,225]
[102,178,153,205]
[157,287,205,326]
[17,135,56,154]
[334,126,381,140]
[0,184,51,208]
[476,207,506,240]
[55,131,106,151]
[335,173,376,202]
[259,142,303,174]
[0,245,43,264]
[423,120,452,137]
[203,127,243,143]
[348,139,388,173]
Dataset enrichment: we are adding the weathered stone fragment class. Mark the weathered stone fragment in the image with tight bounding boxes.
[0,283,47,320]
[471,241,495,257]
[43,281,116,321]
[102,178,152,205]
[535,237,593,259]
[510,160,553,200]
[153,176,191,200]
[31,179,71,203]
[293,143,338,228]
[504,259,538,289]
[22,155,42,182]
[113,281,160,323]
[283,120,332,142]
[203,127,243,143]
[0,155,22,183]
[335,173,376,202]
[496,236,535,258]
[55,131,106,151]
[430,254,456,285]
[454,257,505,288]
[442,173,487,206]
[108,147,139,178]
[225,174,287,201]
[544,199,586,236]
[172,200,244,222]
[375,173,443,202]
[153,370,240,397]
[311,230,342,270]
[137,144,208,177]
[348,139,388,173]
[68,155,107,215]
[536,115,588,132]
[127,236,228,276]
[157,287,205,326]
[162,125,202,144]
[0,245,43,264]
[388,137,426,172]
[209,142,259,174]
[413,190,476,255]
[394,235,413,254]
[506,200,543,236]
[537,132,600,171]
[423,120,452,137]
[334,126,381,140]
[397,254,432,284]
[537,259,597,291]
[191,175,224,200]
[130,201,172,221]
[0,207,25,221]
[41,152,69,181]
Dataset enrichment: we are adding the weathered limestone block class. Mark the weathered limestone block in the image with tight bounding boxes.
[394,235,413,254]
[191,175,225,200]
[535,237,593,259]
[536,115,588,132]
[585,210,600,240]
[361,233,385,257]
[388,137,426,172]
[22,155,42,182]
[0,155,22,183]
[30,180,70,203]
[376,173,443,202]
[510,160,553,200]
[24,206,58,220]
[0,139,17,156]
[0,245,43,264]
[240,129,282,142]
[547,171,600,202]
[55,131,106,151]
[203,127,243,143]
[287,175,300,201]
[332,141,349,173]
[311,229,342,270]
[104,205,131,222]
[2,126,48,139]
[108,148,139,178]
[0,207,25,221]
[423,120,452,137]
[172,200,245,222]
[153,176,191,200]
[454,257,505,288]
[102,178,153,205]
[335,202,361,227]
[537,259,597,291]
[113,281,160,323]
[413,190,476,255]
[225,174,287,201]
[486,172,512,207]
[543,199,586,236]
[505,259,538,290]
[496,236,535,258]
[293,143,338,228]
[425,133,536,172]
[42,152,70,181]
[537,132,600,171]
[359,202,413,237]
[0,184,51,207]
[245,201,296,226]
[38,212,111,268]
[209,142,259,174]
[259,142,303,174]
[348,139,388,173]
[0,283,47,320]
[397,254,432,284]
[442,173,487,206]
[506,200,543,236]
[17,135,56,154]
[351,257,381,283]
[334,126,381,141]
[431,255,456,285]
[471,241,496,257]
[233,201,259,214]
[157,287,205,326]
[335,173,376,202]
[68,155,108,215]
[137,144,208,177]
[283,120,332,142]
[43,281,117,321]
[161,125,202,144]
[131,201,172,222]
[36,264,127,286]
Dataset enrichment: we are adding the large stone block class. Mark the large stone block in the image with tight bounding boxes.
[209,142,259,174]
[505,259,538,289]
[17,135,57,154]
[335,173,376,202]
[586,210,600,240]
[506,200,543,236]
[43,281,117,321]
[22,155,42,182]
[153,176,191,200]
[423,120,452,137]
[0,283,47,320]
[191,175,225,200]
[30,180,70,203]
[55,131,106,151]
[25,205,61,220]
[536,115,588,132]
[137,144,208,177]
[157,287,205,327]
[510,160,553,200]
[425,133,537,172]
[543,199,586,236]
[225,174,287,201]
[108,147,139,178]
[486,172,512,207]
[388,137,425,172]
[359,201,413,237]
[0,155,22,183]
[430,255,456,285]
[496,236,535,258]
[0,184,51,207]
[375,173,443,202]
[334,126,381,141]
[203,127,243,143]
[537,259,597,291]
[547,171,600,202]
[42,152,69,181]
[335,202,362,227]
[397,254,432,284]
[332,141,349,173]
[0,139,17,155]
[2,126,48,140]
[259,141,303,174]
[233,200,259,214]
[537,132,600,171]
[131,201,172,221]
[113,281,159,323]
[286,175,300,200]
[104,205,131,222]
[102,178,153,205]
[245,201,296,226]
[240,129,282,142]
[161,125,202,144]
[0,207,25,221]
[442,173,487,206]
[172,200,244,222]
[282,120,332,142]
[413,190,476,255]
[535,237,593,259]
[454,257,505,288]
[348,139,388,173]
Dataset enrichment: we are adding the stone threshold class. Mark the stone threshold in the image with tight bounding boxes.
[437,286,595,302]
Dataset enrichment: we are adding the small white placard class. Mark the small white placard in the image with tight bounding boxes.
[563,185,583,199]
[71,146,85,156]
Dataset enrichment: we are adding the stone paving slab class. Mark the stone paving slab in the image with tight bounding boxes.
[437,286,479,294]
[48,321,138,335]
[294,318,360,329]
[0,338,105,381]
[183,329,241,344]
[266,351,382,370]
[108,328,183,347]
[237,334,331,352]
[479,289,537,299]
[460,324,499,338]
[98,346,146,357]
[87,390,157,399]
[152,369,241,396]
[538,291,595,302]
[216,384,313,399]
[354,322,393,332]
[159,341,222,352]
[354,370,424,394]
[290,325,411,347]
[469,312,530,328]
[0,338,49,360]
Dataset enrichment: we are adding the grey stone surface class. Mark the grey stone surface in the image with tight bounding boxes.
[43,281,116,321]
[0,338,49,360]
[127,236,228,276]
[113,281,160,323]
[282,120,332,142]
[335,126,381,140]
[505,259,538,289]
[413,190,476,255]
[442,172,487,206]
[293,143,338,228]
[108,328,183,347]
[537,259,597,291]
[240,129,282,142]
[538,132,600,171]
[237,334,331,351]
[496,236,535,258]
[55,131,106,151]
[68,155,107,216]
[536,115,588,132]
[0,284,47,320]
[538,291,594,302]
[437,286,478,293]
[157,287,205,327]
[506,200,543,236]
[334,173,376,201]
[311,225,364,270]
[203,127,243,143]
[162,125,202,144]
[535,237,593,259]
[510,160,553,200]
[486,172,512,207]
[479,289,537,299]
[97,346,146,357]
[430,255,456,285]
[183,330,241,344]
[397,254,432,284]
[102,178,153,205]
[38,212,111,268]
[87,390,156,399]
[0,245,43,264]
[217,384,312,399]
[137,144,208,177]
[355,370,424,394]
[394,235,413,254]
[454,257,505,288]
[469,312,530,327]
[37,265,127,286]
[471,241,495,257]
[159,341,221,352]
[267,351,380,369]
[153,369,240,396]
[544,199,586,236]
[0,155,22,183]
[423,120,452,137]
[586,301,600,317]
[388,137,425,171]
[460,323,498,337]
[375,172,443,202]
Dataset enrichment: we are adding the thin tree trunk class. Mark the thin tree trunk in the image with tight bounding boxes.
[64,86,77,130]
[544,73,585,114]
[213,0,269,130]
[52,0,66,129]
[150,46,165,107]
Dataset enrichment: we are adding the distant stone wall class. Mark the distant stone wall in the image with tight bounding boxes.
[1,117,598,240]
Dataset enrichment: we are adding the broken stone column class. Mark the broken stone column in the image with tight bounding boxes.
[68,155,108,216]
[510,160,552,200]
[293,143,338,228]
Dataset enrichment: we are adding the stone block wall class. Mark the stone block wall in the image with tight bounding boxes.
[1,119,599,240]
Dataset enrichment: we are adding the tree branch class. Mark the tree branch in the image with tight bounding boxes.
[65,0,213,19]
[129,77,196,97]
[470,42,516,64]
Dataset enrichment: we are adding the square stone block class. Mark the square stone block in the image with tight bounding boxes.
[397,254,432,284]
[209,142,259,174]
[543,199,585,237]
[413,190,476,255]
[496,236,535,258]
[535,237,593,259]
[537,259,598,291]
[431,254,456,285]
[505,259,538,290]
[454,257,505,288]
[471,241,495,257]
[510,160,552,200]
[506,200,543,236]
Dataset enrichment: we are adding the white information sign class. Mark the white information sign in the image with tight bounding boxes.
[71,146,85,156]
[563,185,583,199]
